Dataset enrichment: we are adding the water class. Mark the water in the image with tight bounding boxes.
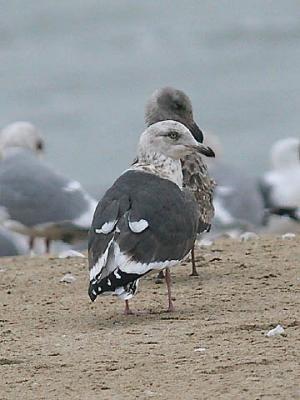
[1,0,300,197]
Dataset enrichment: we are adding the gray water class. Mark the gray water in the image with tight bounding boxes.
[1,1,300,197]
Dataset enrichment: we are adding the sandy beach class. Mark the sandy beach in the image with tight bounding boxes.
[0,235,299,399]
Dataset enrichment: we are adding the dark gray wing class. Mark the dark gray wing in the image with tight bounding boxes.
[88,170,198,300]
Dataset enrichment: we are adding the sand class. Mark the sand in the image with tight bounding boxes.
[0,236,299,400]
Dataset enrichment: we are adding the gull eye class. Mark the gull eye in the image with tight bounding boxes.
[173,101,183,111]
[168,131,179,140]
[36,140,44,151]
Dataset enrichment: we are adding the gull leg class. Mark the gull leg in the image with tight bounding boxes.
[45,238,51,254]
[165,267,175,312]
[29,237,35,256]
[190,246,198,276]
[155,270,165,284]
[124,300,134,315]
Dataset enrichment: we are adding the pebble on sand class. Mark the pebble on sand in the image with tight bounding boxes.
[60,273,77,283]
[281,233,296,240]
[265,324,285,337]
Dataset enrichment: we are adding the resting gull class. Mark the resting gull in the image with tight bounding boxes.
[0,227,27,257]
[88,120,215,314]
[202,133,265,235]
[0,121,97,252]
[259,137,300,233]
[145,87,215,276]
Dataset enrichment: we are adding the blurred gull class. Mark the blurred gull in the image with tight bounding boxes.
[0,121,97,253]
[259,137,300,234]
[204,133,265,235]
[0,227,27,256]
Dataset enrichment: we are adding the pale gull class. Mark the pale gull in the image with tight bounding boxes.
[0,121,97,252]
[259,137,300,233]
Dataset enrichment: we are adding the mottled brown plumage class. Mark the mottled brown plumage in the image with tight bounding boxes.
[182,154,215,226]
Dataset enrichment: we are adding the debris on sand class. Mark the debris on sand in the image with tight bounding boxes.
[194,347,206,352]
[281,233,296,240]
[58,250,85,259]
[239,232,259,242]
[144,390,156,397]
[197,238,214,247]
[60,273,76,283]
[265,324,285,337]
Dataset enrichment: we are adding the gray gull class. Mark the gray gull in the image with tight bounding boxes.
[259,137,300,233]
[88,120,214,314]
[0,121,97,253]
[145,87,215,276]
[0,227,27,256]
[203,133,265,235]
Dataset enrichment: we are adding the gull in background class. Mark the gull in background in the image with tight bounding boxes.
[0,121,97,253]
[259,137,300,234]
[204,133,265,236]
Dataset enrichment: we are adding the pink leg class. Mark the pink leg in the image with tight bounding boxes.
[165,268,175,312]
[29,237,35,256]
[124,300,134,315]
[190,246,198,276]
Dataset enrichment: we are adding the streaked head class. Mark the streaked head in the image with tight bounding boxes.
[271,137,300,170]
[0,121,44,154]
[145,87,204,143]
[138,120,215,161]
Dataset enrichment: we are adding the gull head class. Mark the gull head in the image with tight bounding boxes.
[271,137,300,170]
[145,86,204,143]
[0,121,44,155]
[138,120,215,161]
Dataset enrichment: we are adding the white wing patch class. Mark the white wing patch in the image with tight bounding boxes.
[95,220,117,234]
[114,243,178,275]
[128,219,149,233]
[114,270,121,279]
[114,287,135,300]
[89,237,114,281]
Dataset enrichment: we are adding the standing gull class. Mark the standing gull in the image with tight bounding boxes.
[203,133,265,235]
[145,87,215,276]
[259,137,300,233]
[88,120,215,314]
[0,121,97,253]
[0,227,27,257]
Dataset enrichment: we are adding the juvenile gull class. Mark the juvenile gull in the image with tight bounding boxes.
[0,121,97,252]
[88,120,215,314]
[259,137,300,233]
[145,87,215,276]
